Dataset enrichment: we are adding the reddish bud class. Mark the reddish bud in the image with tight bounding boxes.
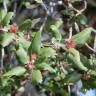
[65,39,76,48]
[10,23,17,33]
[25,61,34,70]
[31,53,37,61]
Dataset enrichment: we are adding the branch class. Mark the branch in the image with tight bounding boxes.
[69,27,73,39]
[74,22,80,32]
[0,48,4,72]
[3,0,7,12]
[68,0,87,16]
[85,43,96,53]
[94,34,96,52]
[39,15,48,33]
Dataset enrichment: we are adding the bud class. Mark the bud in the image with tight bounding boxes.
[65,39,76,48]
[25,61,34,70]
[10,23,17,33]
[31,53,37,61]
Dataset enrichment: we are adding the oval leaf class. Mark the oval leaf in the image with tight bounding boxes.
[19,19,32,31]
[31,70,42,83]
[16,46,30,64]
[0,33,14,47]
[40,47,56,58]
[3,66,26,77]
[64,72,82,83]
[67,48,88,71]
[18,37,31,51]
[72,27,92,45]
[2,12,13,25]
[29,32,41,54]
[0,10,7,23]
[36,63,55,73]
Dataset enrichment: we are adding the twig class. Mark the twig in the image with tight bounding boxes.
[89,28,96,52]
[3,0,7,12]
[68,0,87,16]
[51,41,68,51]
[13,0,17,16]
[39,1,48,33]
[39,15,48,33]
[68,85,71,96]
[41,1,49,15]
[69,27,73,39]
[85,43,96,53]
[94,34,96,52]
[74,22,80,32]
[92,27,96,33]
[59,62,68,75]
[0,48,4,72]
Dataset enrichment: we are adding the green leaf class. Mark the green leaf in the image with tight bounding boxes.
[18,37,31,51]
[3,66,26,77]
[0,10,7,23]
[29,32,41,54]
[88,70,96,76]
[67,48,88,71]
[72,28,92,45]
[50,19,63,30]
[62,8,72,15]
[40,47,56,58]
[64,72,82,83]
[0,33,14,47]
[16,46,30,64]
[80,54,92,69]
[31,70,42,83]
[2,12,13,25]
[75,15,87,25]
[51,25,62,41]
[36,63,55,73]
[19,19,32,31]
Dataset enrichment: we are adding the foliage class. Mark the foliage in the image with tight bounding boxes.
[0,0,96,96]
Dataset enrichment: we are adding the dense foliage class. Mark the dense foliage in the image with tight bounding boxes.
[0,0,96,96]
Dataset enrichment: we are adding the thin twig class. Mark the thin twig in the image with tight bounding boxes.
[3,0,7,12]
[39,1,48,33]
[69,27,73,39]
[0,48,4,72]
[68,85,71,96]
[51,41,68,51]
[94,34,96,52]
[39,15,48,33]
[68,0,87,16]
[74,22,80,32]
[41,1,49,15]
[85,43,96,53]
[92,27,96,33]
[13,1,17,16]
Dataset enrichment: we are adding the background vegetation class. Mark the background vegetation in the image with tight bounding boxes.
[0,0,96,96]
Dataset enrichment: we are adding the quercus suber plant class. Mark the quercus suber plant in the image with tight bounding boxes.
[0,0,96,96]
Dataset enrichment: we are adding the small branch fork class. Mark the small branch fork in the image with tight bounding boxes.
[85,28,96,53]
[68,0,87,16]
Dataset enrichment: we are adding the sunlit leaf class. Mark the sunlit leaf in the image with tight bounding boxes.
[3,66,26,77]
[0,33,14,47]
[40,47,56,58]
[16,46,30,64]
[31,70,42,83]
[29,32,41,54]
[72,28,92,45]
[19,19,32,31]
